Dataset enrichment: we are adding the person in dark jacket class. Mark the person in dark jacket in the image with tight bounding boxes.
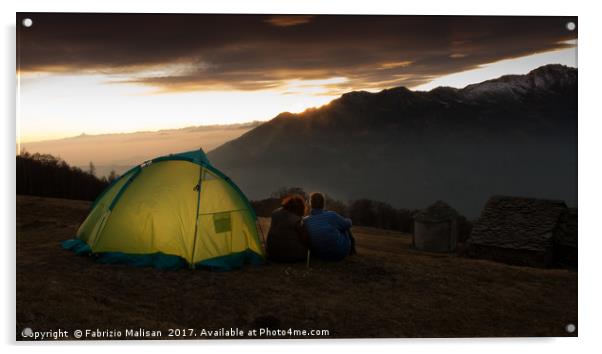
[266,194,310,262]
[304,192,356,261]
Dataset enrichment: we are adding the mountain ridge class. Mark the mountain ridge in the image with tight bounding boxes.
[208,64,577,217]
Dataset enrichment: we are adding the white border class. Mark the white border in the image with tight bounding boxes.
[2,1,601,353]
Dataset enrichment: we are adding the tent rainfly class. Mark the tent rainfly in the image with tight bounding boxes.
[63,149,264,270]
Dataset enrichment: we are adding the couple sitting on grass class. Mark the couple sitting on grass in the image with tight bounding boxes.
[266,192,357,263]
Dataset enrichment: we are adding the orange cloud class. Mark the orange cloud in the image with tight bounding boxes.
[264,15,315,27]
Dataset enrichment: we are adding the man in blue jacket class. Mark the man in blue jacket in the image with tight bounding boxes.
[304,192,356,261]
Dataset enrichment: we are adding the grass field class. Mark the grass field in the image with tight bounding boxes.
[16,195,577,339]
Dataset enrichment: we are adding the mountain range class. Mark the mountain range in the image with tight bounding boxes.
[208,64,577,217]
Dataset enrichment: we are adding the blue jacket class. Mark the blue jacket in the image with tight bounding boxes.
[304,209,352,261]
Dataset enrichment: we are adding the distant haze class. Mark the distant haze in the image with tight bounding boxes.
[20,122,260,178]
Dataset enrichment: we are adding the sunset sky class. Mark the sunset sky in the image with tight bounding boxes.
[17,14,577,143]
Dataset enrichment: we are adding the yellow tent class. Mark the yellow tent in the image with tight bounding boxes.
[63,149,264,270]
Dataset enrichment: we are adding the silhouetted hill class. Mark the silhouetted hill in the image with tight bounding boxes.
[208,65,577,216]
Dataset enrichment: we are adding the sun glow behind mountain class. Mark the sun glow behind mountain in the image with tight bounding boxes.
[17,46,576,143]
[16,14,577,144]
[17,73,342,142]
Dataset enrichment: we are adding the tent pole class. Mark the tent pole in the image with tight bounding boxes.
[256,219,267,249]
[190,166,203,269]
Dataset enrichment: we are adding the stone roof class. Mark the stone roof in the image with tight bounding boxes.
[414,200,459,223]
[468,196,567,252]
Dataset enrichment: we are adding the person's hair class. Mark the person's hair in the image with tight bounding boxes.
[281,194,307,217]
[310,192,325,210]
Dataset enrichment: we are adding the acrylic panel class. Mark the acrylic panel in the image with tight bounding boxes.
[16,13,578,340]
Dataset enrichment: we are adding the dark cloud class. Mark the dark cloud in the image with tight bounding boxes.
[17,13,577,91]
[265,15,315,27]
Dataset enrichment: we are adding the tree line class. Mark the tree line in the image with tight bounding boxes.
[17,151,117,201]
[251,187,420,233]
[16,155,470,236]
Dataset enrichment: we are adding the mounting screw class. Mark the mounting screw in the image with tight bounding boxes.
[565,323,576,333]
[566,22,576,31]
[21,327,33,337]
[22,18,33,28]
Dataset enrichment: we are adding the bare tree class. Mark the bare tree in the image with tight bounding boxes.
[88,162,96,176]
[108,170,118,183]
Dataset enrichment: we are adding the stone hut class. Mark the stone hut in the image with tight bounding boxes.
[467,195,571,267]
[413,201,459,253]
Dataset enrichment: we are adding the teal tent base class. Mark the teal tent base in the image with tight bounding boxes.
[62,238,263,271]
[195,249,265,272]
[61,238,187,270]
[62,238,92,255]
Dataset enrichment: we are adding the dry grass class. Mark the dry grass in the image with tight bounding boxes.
[16,195,577,340]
